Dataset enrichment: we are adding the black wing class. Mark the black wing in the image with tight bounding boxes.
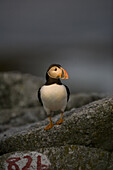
[38,87,43,106]
[64,85,70,102]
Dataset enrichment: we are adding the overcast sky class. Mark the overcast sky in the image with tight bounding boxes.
[0,0,112,47]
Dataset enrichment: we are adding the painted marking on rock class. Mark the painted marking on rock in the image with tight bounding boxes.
[4,152,51,170]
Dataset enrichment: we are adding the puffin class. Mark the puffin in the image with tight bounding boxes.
[38,64,70,130]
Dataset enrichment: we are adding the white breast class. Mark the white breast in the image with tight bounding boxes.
[40,84,67,115]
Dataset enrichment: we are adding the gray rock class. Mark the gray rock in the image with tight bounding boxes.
[0,72,112,169]
[0,96,113,156]
[41,145,109,170]
[0,72,105,110]
[0,146,109,170]
[67,93,105,110]
[107,152,113,170]
[0,107,45,127]
[0,72,46,130]
[0,72,106,133]
[0,72,44,109]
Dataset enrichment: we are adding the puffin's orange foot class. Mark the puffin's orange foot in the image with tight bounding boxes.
[56,119,64,125]
[44,123,54,130]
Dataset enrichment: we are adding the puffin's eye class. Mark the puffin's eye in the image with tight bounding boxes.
[54,68,57,71]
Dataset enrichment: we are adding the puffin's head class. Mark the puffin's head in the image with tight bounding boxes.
[47,64,69,79]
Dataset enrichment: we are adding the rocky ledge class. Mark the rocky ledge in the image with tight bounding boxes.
[0,72,112,169]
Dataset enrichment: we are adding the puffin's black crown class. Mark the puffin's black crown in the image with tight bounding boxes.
[47,64,61,71]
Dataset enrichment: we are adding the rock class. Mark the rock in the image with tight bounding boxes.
[0,72,105,111]
[107,152,113,170]
[0,146,109,170]
[0,107,45,127]
[0,72,106,133]
[0,72,46,130]
[0,72,112,169]
[0,96,113,156]
[0,72,44,109]
[0,151,51,169]
[67,93,105,110]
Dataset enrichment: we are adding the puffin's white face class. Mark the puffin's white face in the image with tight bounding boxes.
[47,66,69,79]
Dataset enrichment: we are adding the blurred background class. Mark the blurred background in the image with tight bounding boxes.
[0,0,113,94]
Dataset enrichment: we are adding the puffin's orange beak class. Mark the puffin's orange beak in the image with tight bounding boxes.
[59,67,69,79]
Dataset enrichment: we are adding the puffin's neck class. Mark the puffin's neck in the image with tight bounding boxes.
[45,73,62,85]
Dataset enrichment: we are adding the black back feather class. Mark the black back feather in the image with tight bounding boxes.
[64,85,70,101]
[38,87,43,106]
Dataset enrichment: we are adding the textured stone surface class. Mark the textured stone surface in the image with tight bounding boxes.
[0,151,51,170]
[0,72,47,130]
[0,97,113,156]
[0,72,106,132]
[0,72,113,169]
[0,107,46,129]
[107,152,113,170]
[67,93,105,110]
[0,146,109,170]
[0,72,43,109]
[42,145,109,170]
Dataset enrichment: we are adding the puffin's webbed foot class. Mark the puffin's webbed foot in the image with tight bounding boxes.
[56,113,64,125]
[44,116,54,130]
[44,123,54,130]
[56,119,64,125]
